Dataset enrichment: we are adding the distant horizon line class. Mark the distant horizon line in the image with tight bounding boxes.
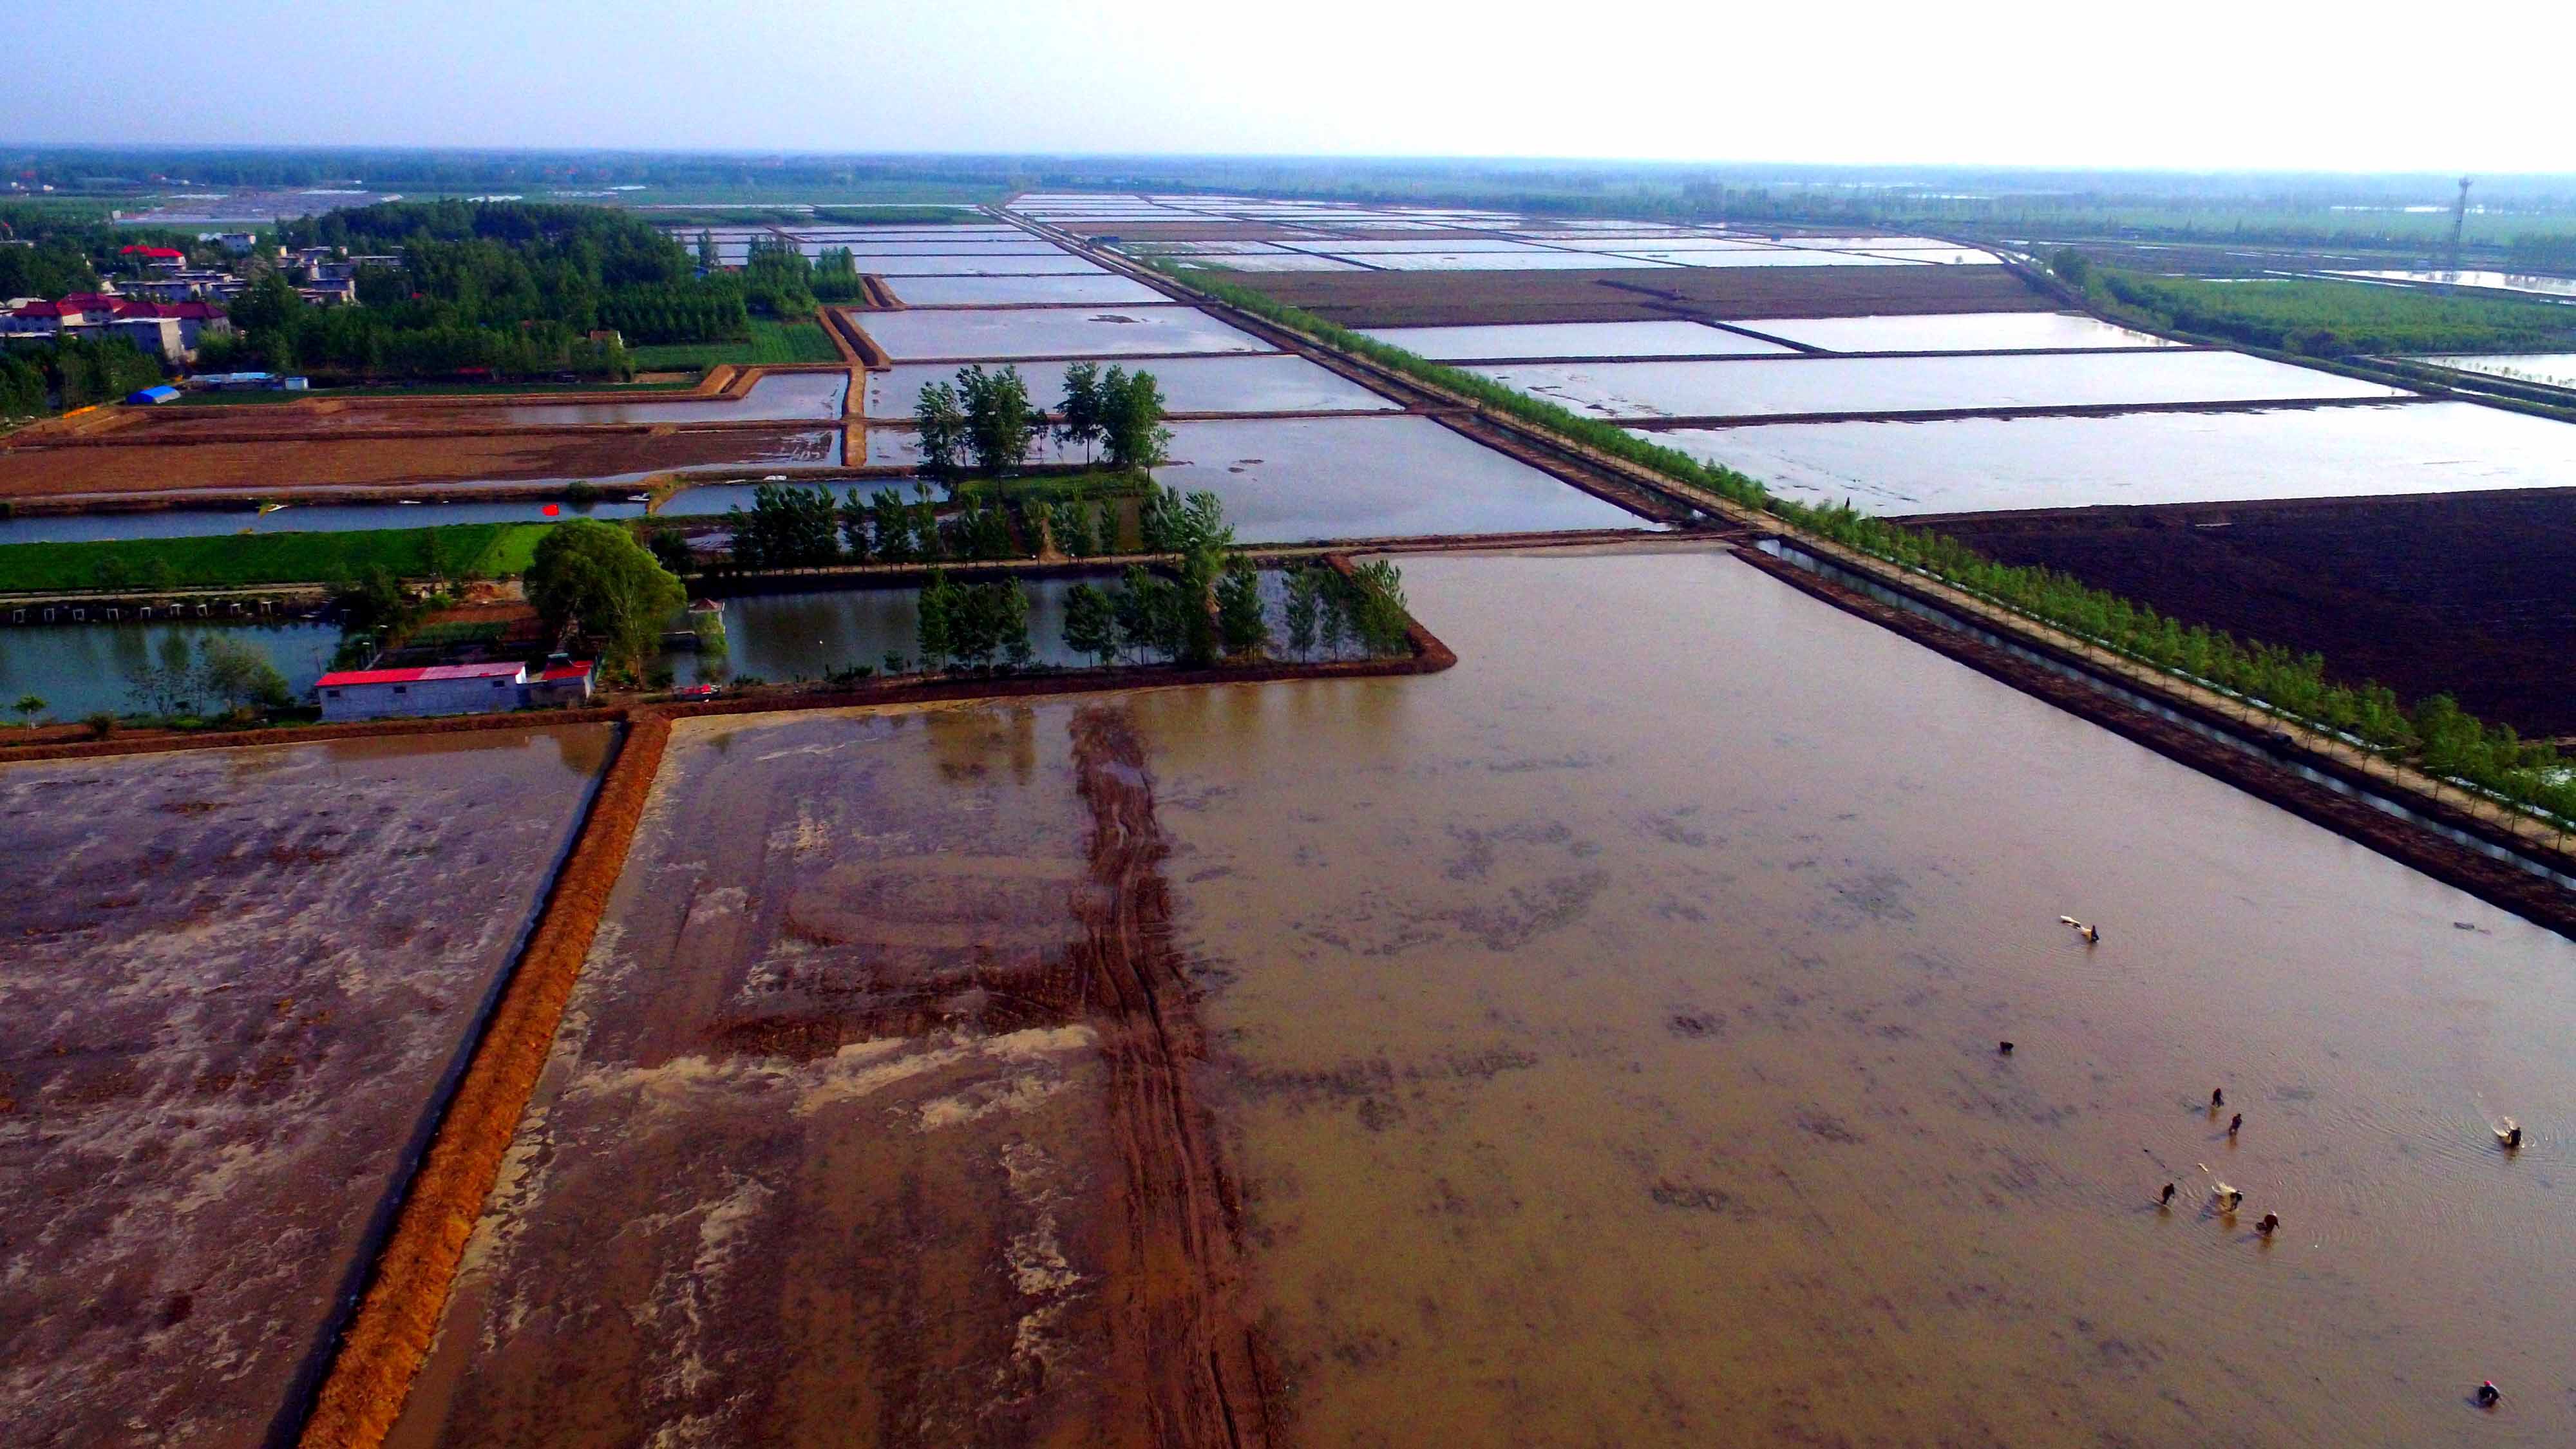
[3,143,2573,185]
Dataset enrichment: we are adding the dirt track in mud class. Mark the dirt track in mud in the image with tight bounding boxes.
[383,701,1268,1448]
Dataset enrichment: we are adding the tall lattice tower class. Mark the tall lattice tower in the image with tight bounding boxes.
[2450,176,2473,272]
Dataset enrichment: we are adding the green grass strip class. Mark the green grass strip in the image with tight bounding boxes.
[628,317,846,372]
[0,522,554,593]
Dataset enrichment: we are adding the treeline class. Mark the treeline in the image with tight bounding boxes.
[0,201,225,295]
[909,554,1405,675]
[2504,236,2576,272]
[203,271,637,379]
[213,200,762,377]
[0,335,164,415]
[721,475,1186,571]
[913,361,1171,477]
[0,147,1006,196]
[711,481,1415,679]
[1157,260,2576,831]
[2080,264,2576,357]
[598,281,748,346]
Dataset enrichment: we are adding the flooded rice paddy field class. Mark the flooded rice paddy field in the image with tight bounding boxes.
[1588,248,1931,269]
[387,703,1240,1447]
[1656,401,2576,515]
[375,544,2576,1446]
[2420,352,2576,388]
[2328,269,2576,299]
[1310,239,1556,255]
[879,273,1168,307]
[869,415,1651,542]
[1360,319,1793,360]
[1188,254,1370,273]
[1540,236,1790,253]
[863,354,1398,418]
[1334,250,1684,272]
[797,242,1066,256]
[494,371,848,426]
[851,305,1272,361]
[1734,310,2179,353]
[0,726,610,1449]
[835,252,1105,277]
[0,620,342,721]
[1139,545,2576,1446]
[1476,350,2406,421]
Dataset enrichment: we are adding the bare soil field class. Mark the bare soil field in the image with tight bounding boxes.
[1924,487,2576,737]
[0,726,610,1449]
[0,428,837,500]
[1223,263,2052,328]
[386,701,1269,1448]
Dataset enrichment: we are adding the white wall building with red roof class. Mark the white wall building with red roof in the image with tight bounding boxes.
[0,295,232,358]
[315,659,595,720]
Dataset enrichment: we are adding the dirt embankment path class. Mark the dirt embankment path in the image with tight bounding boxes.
[1070,707,1277,1446]
[294,713,670,1449]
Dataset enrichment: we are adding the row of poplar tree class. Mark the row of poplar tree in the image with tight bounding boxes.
[913,361,1171,477]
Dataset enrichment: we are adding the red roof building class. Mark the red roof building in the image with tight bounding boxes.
[314,662,529,688]
[0,294,232,356]
[315,661,594,720]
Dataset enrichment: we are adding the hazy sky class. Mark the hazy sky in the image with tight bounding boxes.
[5,0,2571,173]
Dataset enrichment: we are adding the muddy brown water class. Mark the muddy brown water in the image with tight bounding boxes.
[1135,546,2576,1446]
[389,702,1258,1447]
[390,544,2575,1446]
[0,725,609,1449]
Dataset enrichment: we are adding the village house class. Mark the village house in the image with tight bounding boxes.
[117,243,187,271]
[0,294,231,359]
[315,660,594,722]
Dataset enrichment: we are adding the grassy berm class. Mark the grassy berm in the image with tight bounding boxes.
[0,522,553,593]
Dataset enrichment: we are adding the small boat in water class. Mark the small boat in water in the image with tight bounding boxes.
[257,502,290,516]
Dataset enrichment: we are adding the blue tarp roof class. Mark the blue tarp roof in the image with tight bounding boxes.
[124,385,182,404]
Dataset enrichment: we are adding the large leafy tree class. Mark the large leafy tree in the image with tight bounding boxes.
[726,483,842,569]
[1101,366,1172,473]
[525,519,685,676]
[956,364,1038,476]
[913,381,966,482]
[1057,361,1105,463]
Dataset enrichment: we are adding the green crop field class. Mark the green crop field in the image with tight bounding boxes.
[2096,269,2576,356]
[629,318,844,372]
[0,522,554,594]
